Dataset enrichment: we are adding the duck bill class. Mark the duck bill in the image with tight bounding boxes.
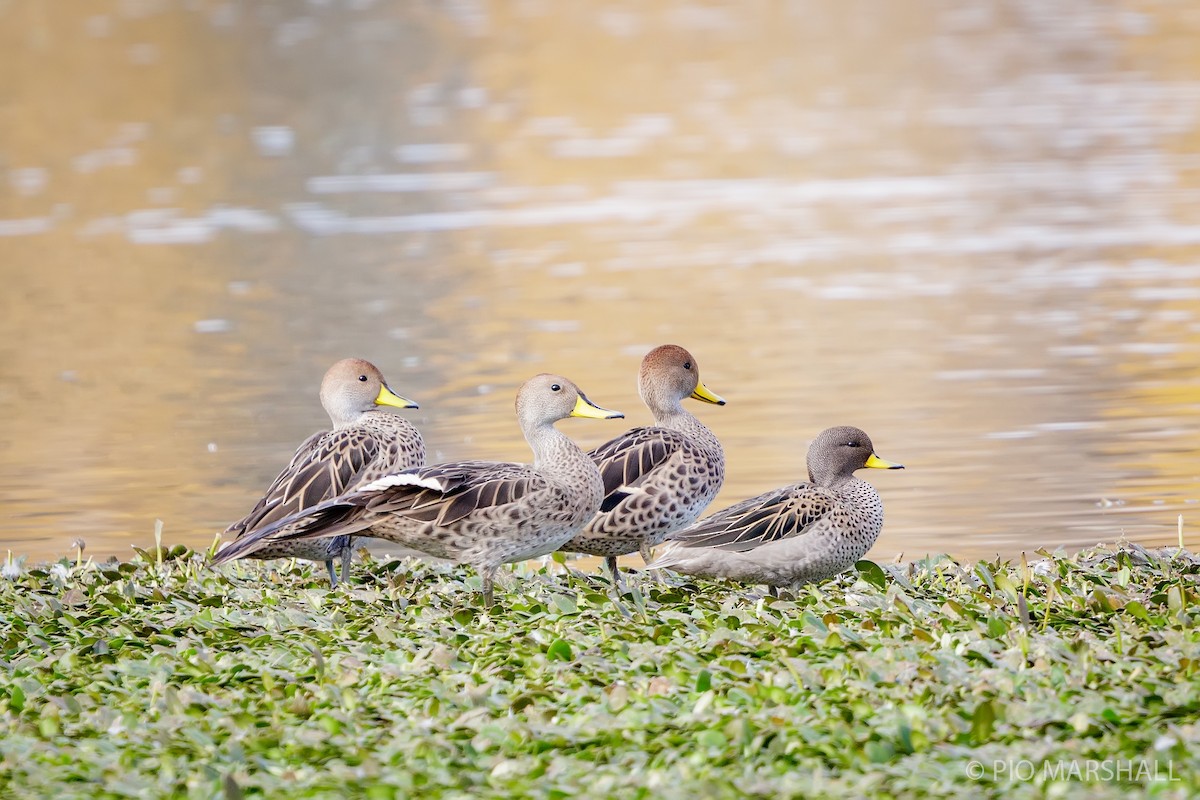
[375,384,420,410]
[571,393,624,420]
[690,382,726,406]
[865,453,904,470]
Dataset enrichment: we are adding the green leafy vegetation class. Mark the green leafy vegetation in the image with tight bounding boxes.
[1,544,1197,798]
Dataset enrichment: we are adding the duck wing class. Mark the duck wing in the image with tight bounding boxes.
[224,428,383,539]
[588,426,682,513]
[212,461,546,564]
[669,484,834,552]
[360,461,543,525]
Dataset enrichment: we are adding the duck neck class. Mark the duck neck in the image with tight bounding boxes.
[526,422,604,512]
[653,402,722,454]
[332,406,393,431]
[327,408,369,430]
[525,423,587,473]
[808,465,859,491]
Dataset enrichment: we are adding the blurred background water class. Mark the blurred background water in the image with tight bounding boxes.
[3,0,1200,565]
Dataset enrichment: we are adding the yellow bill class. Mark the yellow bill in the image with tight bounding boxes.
[571,393,624,420]
[375,384,420,409]
[865,453,904,470]
[690,382,726,405]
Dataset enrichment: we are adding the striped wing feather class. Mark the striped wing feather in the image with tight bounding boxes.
[673,485,834,552]
[225,428,380,538]
[589,427,680,513]
[213,461,544,564]
[352,461,541,526]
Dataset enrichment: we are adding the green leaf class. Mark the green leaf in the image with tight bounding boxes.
[551,594,577,614]
[1123,600,1150,621]
[1089,589,1114,612]
[995,572,1019,599]
[855,560,887,590]
[864,740,894,763]
[969,700,996,745]
[974,562,996,591]
[695,669,712,693]
[546,639,573,662]
[8,685,25,712]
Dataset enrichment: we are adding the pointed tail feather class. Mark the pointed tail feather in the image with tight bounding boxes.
[643,541,684,571]
[210,499,373,567]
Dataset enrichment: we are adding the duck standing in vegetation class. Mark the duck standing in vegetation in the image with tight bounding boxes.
[213,374,623,606]
[561,345,726,590]
[221,358,424,586]
[647,426,902,589]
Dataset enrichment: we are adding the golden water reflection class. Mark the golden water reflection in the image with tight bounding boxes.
[3,1,1200,566]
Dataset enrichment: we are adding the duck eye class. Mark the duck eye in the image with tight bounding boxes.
[550,383,561,392]
[845,441,860,448]
[358,375,368,382]
[683,362,692,370]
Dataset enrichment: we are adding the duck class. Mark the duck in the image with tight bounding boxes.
[646,426,902,588]
[212,374,623,606]
[560,344,725,590]
[222,358,424,586]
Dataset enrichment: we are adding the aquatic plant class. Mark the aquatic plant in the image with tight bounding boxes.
[0,544,1196,798]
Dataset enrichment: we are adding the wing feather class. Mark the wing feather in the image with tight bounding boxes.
[225,428,380,538]
[671,485,834,552]
[589,427,685,512]
[214,458,548,563]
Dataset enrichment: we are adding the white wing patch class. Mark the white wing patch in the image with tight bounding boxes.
[359,473,446,493]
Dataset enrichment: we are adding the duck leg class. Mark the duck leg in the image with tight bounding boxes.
[606,556,626,594]
[339,541,353,586]
[324,559,339,587]
[481,567,496,608]
[602,556,635,618]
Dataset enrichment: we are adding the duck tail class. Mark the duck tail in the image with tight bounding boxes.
[210,500,369,567]
[643,541,682,571]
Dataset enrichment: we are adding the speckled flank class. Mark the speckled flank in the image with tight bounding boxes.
[364,449,603,568]
[561,345,725,580]
[648,426,901,588]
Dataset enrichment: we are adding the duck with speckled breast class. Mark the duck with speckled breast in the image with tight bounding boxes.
[560,344,726,591]
[647,426,903,590]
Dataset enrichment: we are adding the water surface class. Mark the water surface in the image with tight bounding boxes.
[3,1,1200,565]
